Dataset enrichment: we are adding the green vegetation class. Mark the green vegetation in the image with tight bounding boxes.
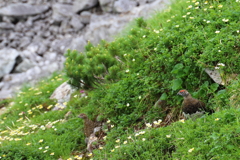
[0,0,239,159]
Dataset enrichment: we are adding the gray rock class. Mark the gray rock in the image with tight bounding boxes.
[0,3,49,17]
[80,11,91,24]
[0,22,15,30]
[84,13,132,45]
[50,81,76,109]
[52,3,74,22]
[26,43,39,53]
[0,48,20,78]
[69,36,87,52]
[37,43,48,55]
[43,52,58,62]
[73,0,98,13]
[70,15,84,31]
[20,38,32,49]
[15,22,25,32]
[51,38,72,54]
[15,58,35,73]
[9,41,20,48]
[114,0,137,13]
[99,0,115,12]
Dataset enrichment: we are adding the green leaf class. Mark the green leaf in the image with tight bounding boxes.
[210,83,219,92]
[160,93,168,100]
[171,79,183,91]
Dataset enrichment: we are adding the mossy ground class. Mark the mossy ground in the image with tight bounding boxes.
[0,0,239,159]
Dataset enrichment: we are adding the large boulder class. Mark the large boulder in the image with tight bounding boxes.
[73,0,98,13]
[0,3,49,17]
[52,3,74,22]
[114,0,137,13]
[0,48,20,78]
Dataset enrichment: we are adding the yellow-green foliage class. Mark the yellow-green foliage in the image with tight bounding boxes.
[0,0,240,159]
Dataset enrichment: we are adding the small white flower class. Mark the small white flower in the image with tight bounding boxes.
[222,18,229,22]
[237,30,239,33]
[146,123,152,128]
[188,148,194,152]
[189,17,194,19]
[143,35,146,38]
[126,103,130,107]
[111,125,114,128]
[166,19,171,22]
[127,136,132,139]
[142,138,146,141]
[195,2,199,5]
[115,145,120,148]
[187,12,191,15]
[124,54,127,56]
[182,15,186,18]
[132,59,135,62]
[175,25,179,28]
[126,69,129,73]
[215,31,220,34]
[215,118,220,121]
[116,139,120,143]
[73,95,77,98]
[206,20,210,23]
[217,63,225,66]
[187,5,193,9]
[39,147,43,150]
[218,50,221,52]
[107,120,111,123]
[179,119,185,123]
[215,67,220,70]
[123,141,127,144]
[166,135,171,138]
[139,131,145,135]
[154,48,157,51]
[135,133,140,137]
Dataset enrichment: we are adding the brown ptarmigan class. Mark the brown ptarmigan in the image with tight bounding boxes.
[177,89,214,120]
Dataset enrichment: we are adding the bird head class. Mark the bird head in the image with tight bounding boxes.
[177,89,190,98]
[78,113,88,119]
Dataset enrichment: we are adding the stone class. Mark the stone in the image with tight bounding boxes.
[0,48,20,78]
[79,11,91,24]
[70,14,84,31]
[50,81,76,103]
[0,22,14,30]
[84,13,134,45]
[99,0,115,12]
[68,36,87,52]
[52,3,74,22]
[0,3,50,17]
[51,38,72,54]
[26,43,39,53]
[15,22,25,32]
[15,58,35,73]
[73,0,98,13]
[114,0,137,13]
[20,37,32,49]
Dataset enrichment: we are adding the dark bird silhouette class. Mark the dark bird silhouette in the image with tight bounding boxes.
[177,89,214,120]
[78,113,96,138]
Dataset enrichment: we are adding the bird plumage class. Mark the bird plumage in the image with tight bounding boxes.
[177,90,214,120]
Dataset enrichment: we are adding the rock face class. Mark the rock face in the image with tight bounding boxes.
[0,48,20,77]
[0,0,171,99]
[0,3,49,16]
